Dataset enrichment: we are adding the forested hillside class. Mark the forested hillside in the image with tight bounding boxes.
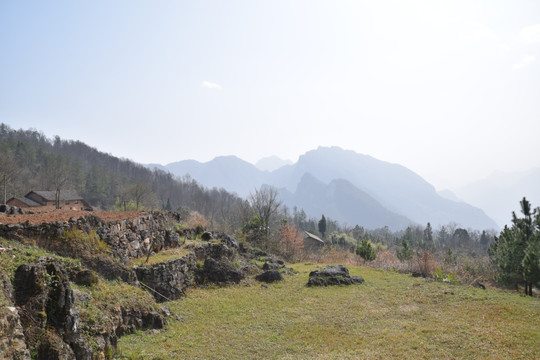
[0,124,244,228]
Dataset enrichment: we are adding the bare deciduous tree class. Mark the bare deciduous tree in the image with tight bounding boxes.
[0,153,20,204]
[248,186,282,249]
[43,155,70,209]
[130,182,150,211]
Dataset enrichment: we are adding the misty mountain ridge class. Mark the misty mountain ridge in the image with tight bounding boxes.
[278,173,411,231]
[455,167,540,228]
[148,146,498,231]
[255,156,293,172]
[437,189,463,203]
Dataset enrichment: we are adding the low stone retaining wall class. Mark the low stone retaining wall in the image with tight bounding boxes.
[0,211,183,262]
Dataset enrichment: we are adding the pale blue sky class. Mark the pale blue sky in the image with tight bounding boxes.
[1,1,539,190]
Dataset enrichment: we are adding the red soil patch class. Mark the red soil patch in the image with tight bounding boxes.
[0,210,147,225]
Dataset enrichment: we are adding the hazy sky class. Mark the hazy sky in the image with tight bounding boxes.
[1,1,539,190]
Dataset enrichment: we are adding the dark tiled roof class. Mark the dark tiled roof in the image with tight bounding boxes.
[29,190,84,201]
[9,196,42,207]
[304,231,324,244]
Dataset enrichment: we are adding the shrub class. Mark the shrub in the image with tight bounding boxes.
[184,212,209,234]
[415,250,435,277]
[277,222,305,262]
[397,240,413,261]
[356,239,376,261]
[444,248,457,265]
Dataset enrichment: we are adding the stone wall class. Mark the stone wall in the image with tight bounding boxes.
[0,211,183,263]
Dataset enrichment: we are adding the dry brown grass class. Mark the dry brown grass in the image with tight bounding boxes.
[182,211,209,231]
[299,247,497,287]
[1,209,147,224]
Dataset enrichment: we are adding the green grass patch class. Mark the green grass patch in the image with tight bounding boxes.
[0,237,81,279]
[74,279,158,333]
[130,247,193,267]
[62,228,110,254]
[117,263,540,359]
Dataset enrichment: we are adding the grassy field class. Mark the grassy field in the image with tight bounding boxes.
[117,264,540,360]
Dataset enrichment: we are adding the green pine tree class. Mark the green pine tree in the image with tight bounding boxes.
[489,197,539,295]
[356,239,376,261]
[423,222,434,249]
[397,239,413,261]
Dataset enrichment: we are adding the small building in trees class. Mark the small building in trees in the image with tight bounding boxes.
[303,231,325,251]
[7,190,93,211]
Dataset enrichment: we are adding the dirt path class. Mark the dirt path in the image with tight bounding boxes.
[0,210,146,225]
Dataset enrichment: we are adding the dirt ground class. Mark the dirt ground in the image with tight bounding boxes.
[0,210,146,225]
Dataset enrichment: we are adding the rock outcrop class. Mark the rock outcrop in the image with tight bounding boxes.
[134,254,197,302]
[12,258,166,359]
[1,271,31,360]
[196,242,245,284]
[307,265,365,287]
[0,204,25,215]
[14,259,83,359]
[0,211,182,263]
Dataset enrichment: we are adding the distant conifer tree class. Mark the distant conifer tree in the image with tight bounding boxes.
[318,214,327,238]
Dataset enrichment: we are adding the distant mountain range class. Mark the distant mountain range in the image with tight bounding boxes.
[147,146,498,231]
[255,156,292,172]
[454,168,540,228]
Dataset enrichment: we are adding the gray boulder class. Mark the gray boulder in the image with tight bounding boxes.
[307,265,365,287]
[202,257,244,284]
[255,270,283,283]
[201,231,213,241]
[217,234,239,249]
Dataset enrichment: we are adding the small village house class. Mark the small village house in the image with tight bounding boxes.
[7,190,93,211]
[303,231,325,251]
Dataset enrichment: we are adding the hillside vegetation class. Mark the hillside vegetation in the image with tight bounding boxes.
[0,123,244,229]
[117,263,540,359]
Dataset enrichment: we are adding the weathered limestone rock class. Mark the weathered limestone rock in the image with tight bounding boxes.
[36,331,75,360]
[0,306,31,360]
[201,231,213,241]
[1,271,13,303]
[255,270,283,283]
[0,204,25,214]
[217,233,239,249]
[12,258,166,359]
[202,257,244,284]
[0,211,185,263]
[1,271,31,360]
[83,254,137,284]
[14,259,82,357]
[134,254,197,302]
[307,265,365,287]
[262,262,282,271]
[71,269,99,287]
